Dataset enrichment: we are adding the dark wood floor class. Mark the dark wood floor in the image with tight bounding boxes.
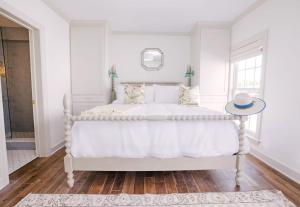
[0,149,299,207]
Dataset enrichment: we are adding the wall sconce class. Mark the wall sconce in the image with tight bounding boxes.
[109,65,118,102]
[185,65,194,87]
[0,61,6,77]
[108,64,118,79]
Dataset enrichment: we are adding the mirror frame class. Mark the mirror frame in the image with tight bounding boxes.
[141,48,164,71]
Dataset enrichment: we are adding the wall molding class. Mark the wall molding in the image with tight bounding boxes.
[70,20,107,27]
[192,21,231,31]
[51,140,65,155]
[41,0,70,22]
[231,0,268,25]
[112,31,190,36]
[250,147,300,184]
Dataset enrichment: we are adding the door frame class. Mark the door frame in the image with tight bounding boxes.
[0,4,51,189]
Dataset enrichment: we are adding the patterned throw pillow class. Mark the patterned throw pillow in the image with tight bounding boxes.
[179,85,200,105]
[124,84,145,104]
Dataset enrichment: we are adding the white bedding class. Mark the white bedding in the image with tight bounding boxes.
[71,104,245,158]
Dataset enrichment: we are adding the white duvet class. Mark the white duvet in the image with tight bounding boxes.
[71,104,243,158]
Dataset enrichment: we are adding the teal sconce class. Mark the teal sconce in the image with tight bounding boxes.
[185,65,194,86]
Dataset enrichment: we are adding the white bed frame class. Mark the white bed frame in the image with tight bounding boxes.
[63,84,248,188]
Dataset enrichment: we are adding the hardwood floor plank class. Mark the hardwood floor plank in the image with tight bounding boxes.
[164,171,177,193]
[0,154,64,206]
[101,172,116,194]
[173,171,188,193]
[0,148,299,206]
[154,172,167,194]
[144,177,156,193]
[78,172,98,194]
[68,172,87,194]
[122,172,135,193]
[183,171,199,193]
[134,172,144,194]
[87,172,108,194]
[111,172,126,194]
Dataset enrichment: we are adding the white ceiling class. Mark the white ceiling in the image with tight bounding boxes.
[43,0,260,33]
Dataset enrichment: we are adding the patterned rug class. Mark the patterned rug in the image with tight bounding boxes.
[16,190,295,207]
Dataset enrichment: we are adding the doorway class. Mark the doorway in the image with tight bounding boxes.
[0,15,36,174]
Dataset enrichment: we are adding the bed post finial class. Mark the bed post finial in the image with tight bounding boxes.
[63,93,74,187]
[235,115,248,186]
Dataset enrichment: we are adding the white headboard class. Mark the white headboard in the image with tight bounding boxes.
[111,81,182,102]
[119,81,182,86]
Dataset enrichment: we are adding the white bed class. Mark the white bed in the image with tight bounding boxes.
[63,82,248,188]
[71,103,245,158]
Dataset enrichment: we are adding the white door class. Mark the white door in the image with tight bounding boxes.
[0,81,9,189]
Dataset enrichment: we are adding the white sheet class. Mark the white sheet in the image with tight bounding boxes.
[71,104,245,158]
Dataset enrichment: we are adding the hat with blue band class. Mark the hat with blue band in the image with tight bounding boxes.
[225,93,266,116]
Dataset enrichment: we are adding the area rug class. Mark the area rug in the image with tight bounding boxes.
[16,190,295,207]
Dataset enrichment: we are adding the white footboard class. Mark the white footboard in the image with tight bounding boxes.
[63,94,248,188]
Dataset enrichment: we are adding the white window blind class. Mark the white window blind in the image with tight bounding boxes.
[230,33,267,141]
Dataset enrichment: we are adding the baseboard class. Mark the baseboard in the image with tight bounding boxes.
[0,176,9,190]
[6,138,36,150]
[250,147,300,184]
[51,140,65,155]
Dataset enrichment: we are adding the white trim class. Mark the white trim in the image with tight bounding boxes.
[231,0,268,25]
[0,3,52,155]
[112,31,191,36]
[6,138,35,143]
[41,0,70,22]
[70,20,107,27]
[51,140,65,155]
[192,21,231,31]
[250,147,300,184]
[231,31,268,55]
[72,156,237,171]
[0,80,9,189]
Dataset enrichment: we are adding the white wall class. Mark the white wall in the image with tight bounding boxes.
[191,26,201,86]
[112,33,190,83]
[70,21,111,115]
[191,25,230,112]
[0,0,71,154]
[232,0,300,182]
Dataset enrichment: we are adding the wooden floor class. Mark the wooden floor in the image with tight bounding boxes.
[0,149,299,207]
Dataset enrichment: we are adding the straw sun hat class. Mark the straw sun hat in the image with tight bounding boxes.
[225,93,266,116]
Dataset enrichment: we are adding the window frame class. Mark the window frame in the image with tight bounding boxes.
[229,32,268,143]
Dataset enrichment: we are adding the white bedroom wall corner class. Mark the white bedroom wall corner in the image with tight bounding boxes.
[231,0,300,183]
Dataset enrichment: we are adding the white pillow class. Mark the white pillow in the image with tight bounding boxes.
[144,86,154,103]
[114,85,124,104]
[154,85,180,103]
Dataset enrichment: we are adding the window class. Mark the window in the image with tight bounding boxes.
[230,33,267,140]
